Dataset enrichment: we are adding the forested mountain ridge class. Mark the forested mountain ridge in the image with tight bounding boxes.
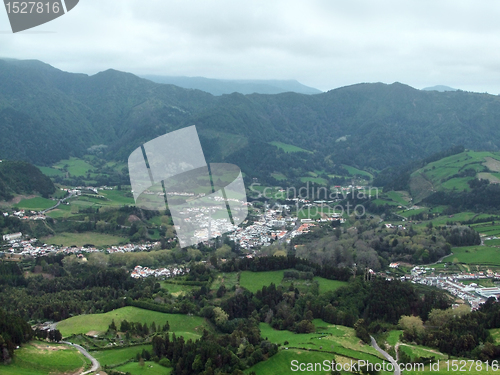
[2,59,500,178]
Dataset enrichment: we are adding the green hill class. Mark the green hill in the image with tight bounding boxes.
[409,150,500,202]
[0,160,55,201]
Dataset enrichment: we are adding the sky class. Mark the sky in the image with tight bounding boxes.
[1,0,500,93]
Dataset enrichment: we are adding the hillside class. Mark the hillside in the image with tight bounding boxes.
[409,150,500,202]
[0,160,55,201]
[4,59,500,180]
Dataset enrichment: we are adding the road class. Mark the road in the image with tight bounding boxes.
[370,336,400,375]
[61,341,100,375]
[42,192,75,214]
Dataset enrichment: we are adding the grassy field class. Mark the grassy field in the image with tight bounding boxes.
[270,141,312,153]
[36,166,65,177]
[53,157,94,176]
[57,306,210,339]
[386,330,402,346]
[114,361,171,374]
[42,232,128,247]
[93,344,153,367]
[160,281,197,296]
[211,272,239,291]
[490,328,500,345]
[313,277,348,294]
[342,165,373,179]
[259,320,385,369]
[442,245,500,266]
[0,341,90,375]
[14,197,56,211]
[385,191,410,206]
[300,176,328,185]
[399,343,448,361]
[240,270,285,293]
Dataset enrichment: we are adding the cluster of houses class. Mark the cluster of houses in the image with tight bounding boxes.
[3,210,48,221]
[130,264,189,279]
[1,233,160,258]
[410,267,500,310]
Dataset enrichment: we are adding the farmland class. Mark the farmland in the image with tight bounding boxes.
[57,306,210,339]
[42,232,129,247]
[0,342,90,375]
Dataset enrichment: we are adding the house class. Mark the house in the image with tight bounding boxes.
[3,232,22,241]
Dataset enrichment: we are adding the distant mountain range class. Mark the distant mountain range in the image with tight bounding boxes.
[140,75,322,95]
[2,58,500,183]
[422,85,458,92]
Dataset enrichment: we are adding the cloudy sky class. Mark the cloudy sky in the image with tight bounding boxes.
[1,0,499,93]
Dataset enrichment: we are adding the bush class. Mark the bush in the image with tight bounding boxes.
[159,358,172,368]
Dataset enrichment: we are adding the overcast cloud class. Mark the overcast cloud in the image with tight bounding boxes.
[1,0,500,93]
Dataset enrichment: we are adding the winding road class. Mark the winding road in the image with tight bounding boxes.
[370,336,400,375]
[61,341,100,375]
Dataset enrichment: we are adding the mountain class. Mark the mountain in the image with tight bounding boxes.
[139,75,322,95]
[3,59,500,183]
[422,85,458,92]
[0,160,55,200]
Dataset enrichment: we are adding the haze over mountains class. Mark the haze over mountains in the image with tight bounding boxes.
[2,58,500,181]
[140,75,322,96]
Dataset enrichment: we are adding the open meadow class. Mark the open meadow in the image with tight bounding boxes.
[0,342,90,375]
[57,306,210,340]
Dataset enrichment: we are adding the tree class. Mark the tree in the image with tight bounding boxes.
[399,315,425,340]
[213,307,229,326]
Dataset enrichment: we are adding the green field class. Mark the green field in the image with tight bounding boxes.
[36,166,65,177]
[0,342,90,375]
[386,330,402,346]
[42,232,128,247]
[490,328,500,345]
[245,349,345,375]
[211,272,239,291]
[385,191,410,206]
[300,176,328,185]
[14,197,56,211]
[57,306,210,339]
[260,320,384,362]
[270,141,312,153]
[93,344,153,367]
[342,165,373,179]
[114,361,171,375]
[53,157,94,176]
[442,245,500,266]
[160,281,197,296]
[313,277,347,294]
[399,343,448,361]
[240,270,285,293]
[409,151,500,199]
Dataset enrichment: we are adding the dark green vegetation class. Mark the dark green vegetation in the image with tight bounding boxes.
[6,59,500,185]
[0,160,55,201]
[0,309,33,363]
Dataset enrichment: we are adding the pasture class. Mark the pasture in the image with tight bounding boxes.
[114,361,171,375]
[240,270,285,293]
[93,344,153,367]
[14,197,56,211]
[0,341,90,375]
[270,141,312,153]
[442,245,500,266]
[57,306,210,339]
[42,232,128,247]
